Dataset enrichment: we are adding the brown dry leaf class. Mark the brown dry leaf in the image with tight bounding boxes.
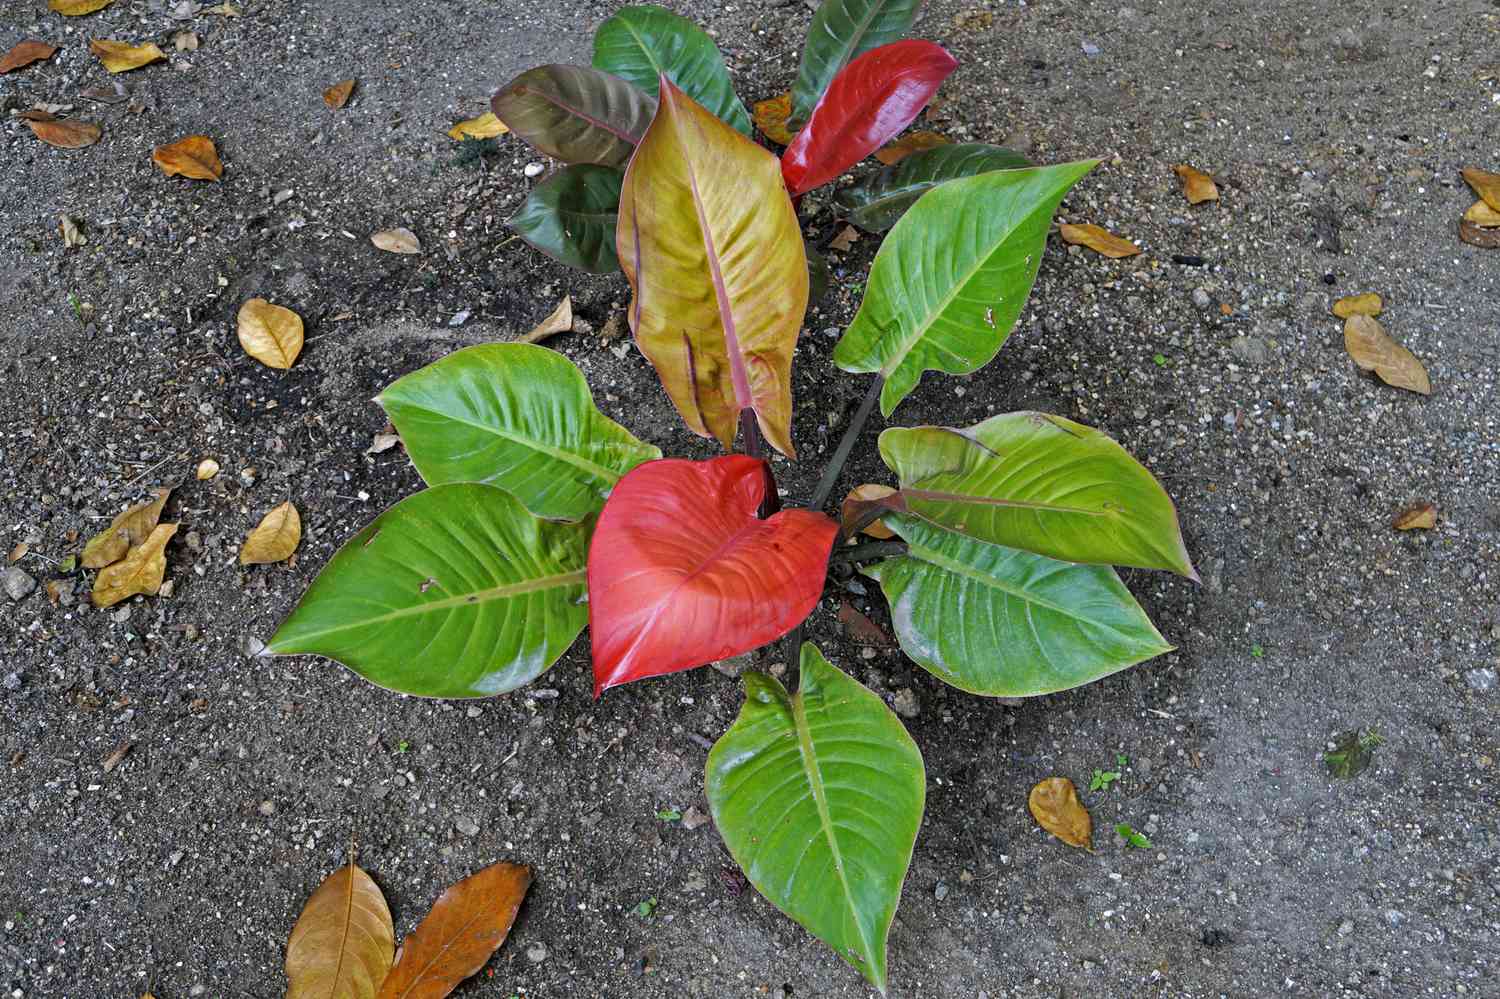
[1461,166,1500,212]
[79,83,130,104]
[1028,776,1093,850]
[1464,200,1500,227]
[101,739,132,772]
[837,600,895,648]
[174,30,199,52]
[152,135,223,180]
[323,78,355,109]
[1058,223,1141,258]
[376,862,532,999]
[237,298,304,369]
[285,862,394,999]
[752,91,796,146]
[447,111,508,141]
[365,433,400,456]
[828,225,860,253]
[1343,315,1430,395]
[371,227,422,254]
[7,542,27,564]
[82,488,172,569]
[874,130,949,166]
[841,484,897,539]
[519,296,574,344]
[1173,163,1220,204]
[240,502,301,565]
[27,117,102,149]
[1459,219,1500,249]
[60,215,84,247]
[50,0,116,13]
[92,523,178,608]
[1,40,59,74]
[90,39,167,73]
[1392,503,1437,531]
[1331,292,1382,318]
[196,458,220,480]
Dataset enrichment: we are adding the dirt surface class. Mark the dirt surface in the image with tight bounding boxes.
[3,1,1499,996]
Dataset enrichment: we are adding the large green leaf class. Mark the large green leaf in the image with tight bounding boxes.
[508,164,623,273]
[377,344,660,522]
[790,0,922,127]
[592,4,752,136]
[863,515,1172,696]
[835,143,1032,232]
[833,161,1097,416]
[491,64,656,168]
[706,643,924,994]
[878,413,1197,578]
[266,484,588,698]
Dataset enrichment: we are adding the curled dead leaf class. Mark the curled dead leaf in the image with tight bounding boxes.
[1461,166,1500,212]
[50,0,116,14]
[1464,200,1500,227]
[874,130,950,166]
[447,111,508,140]
[371,227,421,254]
[27,117,102,149]
[196,458,220,480]
[1331,292,1382,318]
[1343,315,1430,395]
[1173,163,1220,204]
[1459,219,1500,249]
[240,502,301,565]
[1392,503,1436,531]
[518,295,573,344]
[82,488,172,569]
[1028,776,1093,850]
[89,39,167,73]
[152,135,223,181]
[323,78,355,109]
[92,523,178,608]
[0,40,59,74]
[841,484,897,539]
[286,863,393,999]
[237,298,304,369]
[751,91,796,146]
[1059,223,1141,258]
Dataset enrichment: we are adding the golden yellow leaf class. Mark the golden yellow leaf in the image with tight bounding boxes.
[89,39,167,73]
[285,863,393,999]
[1464,199,1500,227]
[1331,292,1382,318]
[92,523,177,608]
[447,111,508,140]
[841,484,897,539]
[27,116,102,149]
[196,458,220,480]
[874,130,949,165]
[751,91,796,146]
[518,295,574,344]
[1392,503,1436,531]
[49,0,116,14]
[1343,315,1430,395]
[1173,163,1219,204]
[240,502,301,565]
[370,227,421,254]
[237,299,304,369]
[1461,166,1500,212]
[1058,223,1141,258]
[152,135,223,181]
[82,488,172,569]
[0,40,59,74]
[323,78,355,109]
[1028,777,1092,850]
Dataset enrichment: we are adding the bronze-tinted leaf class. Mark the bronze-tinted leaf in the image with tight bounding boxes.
[91,523,177,608]
[285,862,394,999]
[152,135,223,180]
[1173,163,1219,204]
[89,39,167,73]
[0,40,59,74]
[1028,776,1092,850]
[1058,222,1141,258]
[50,0,116,14]
[240,501,301,565]
[82,487,172,569]
[27,117,102,149]
[1461,166,1500,212]
[447,111,508,141]
[1392,502,1436,531]
[1459,219,1500,249]
[751,91,795,146]
[376,862,532,999]
[841,483,897,539]
[323,78,355,109]
[1343,314,1430,395]
[237,298,304,369]
[517,296,573,344]
[1331,292,1382,318]
[874,130,949,166]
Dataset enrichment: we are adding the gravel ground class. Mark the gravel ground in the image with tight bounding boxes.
[2,1,1498,997]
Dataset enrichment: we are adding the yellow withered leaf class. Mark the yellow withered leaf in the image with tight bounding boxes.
[447,111,508,140]
[285,863,393,999]
[50,0,116,14]
[1331,292,1382,318]
[1173,163,1220,204]
[518,295,573,344]
[751,91,796,146]
[1464,199,1500,227]
[0,40,59,74]
[152,135,223,181]
[1392,503,1436,531]
[237,299,304,369]
[1461,166,1500,212]
[82,487,172,569]
[323,78,355,109]
[240,502,301,565]
[1028,777,1093,850]
[27,116,102,149]
[1343,315,1430,395]
[90,39,167,73]
[1059,222,1141,258]
[841,484,897,539]
[92,523,178,608]
[875,130,949,165]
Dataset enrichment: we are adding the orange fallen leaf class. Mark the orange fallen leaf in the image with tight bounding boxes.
[1028,777,1092,850]
[286,862,393,999]
[240,502,301,565]
[1392,503,1436,531]
[152,135,223,181]
[1331,292,1382,318]
[518,296,573,344]
[751,91,795,146]
[875,130,949,165]
[1461,166,1500,212]
[49,0,116,13]
[841,484,898,539]
[237,299,304,369]
[89,39,167,73]
[1343,315,1430,395]
[1173,163,1219,204]
[1464,200,1500,226]
[0,40,59,74]
[323,78,355,109]
[27,116,102,149]
[1059,223,1141,258]
[447,112,508,140]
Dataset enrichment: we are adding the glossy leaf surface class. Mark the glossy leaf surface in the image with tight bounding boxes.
[790,0,922,127]
[592,4,752,135]
[268,484,589,698]
[863,516,1172,696]
[617,79,807,455]
[378,344,659,521]
[285,863,394,999]
[833,161,1095,414]
[834,142,1031,232]
[588,457,837,695]
[706,643,924,993]
[781,40,956,197]
[491,64,655,168]
[508,164,624,273]
[878,414,1196,577]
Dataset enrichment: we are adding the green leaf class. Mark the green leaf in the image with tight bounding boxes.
[833,161,1097,416]
[1089,769,1121,792]
[266,484,589,698]
[790,0,922,126]
[378,344,660,522]
[1115,822,1151,848]
[862,516,1171,696]
[655,808,682,822]
[706,643,924,993]
[508,164,624,273]
[878,413,1197,577]
[835,143,1032,232]
[592,5,752,136]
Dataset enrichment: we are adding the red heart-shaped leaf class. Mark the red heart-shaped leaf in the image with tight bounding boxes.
[588,456,838,695]
[781,39,958,197]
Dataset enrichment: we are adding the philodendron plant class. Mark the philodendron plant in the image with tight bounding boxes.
[265,3,1195,992]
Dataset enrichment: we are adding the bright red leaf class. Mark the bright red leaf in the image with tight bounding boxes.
[781,40,957,197]
[588,456,838,695]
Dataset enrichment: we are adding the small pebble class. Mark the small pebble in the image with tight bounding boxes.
[1191,287,1213,311]
[526,942,549,963]
[456,815,480,836]
[523,162,545,179]
[1465,668,1496,693]
[681,805,710,831]
[258,800,275,816]
[3,567,36,603]
[891,688,919,718]
[934,880,948,901]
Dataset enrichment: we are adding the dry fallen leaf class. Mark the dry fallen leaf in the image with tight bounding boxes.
[79,83,130,104]
[0,40,59,74]
[1059,223,1141,258]
[90,39,167,73]
[323,78,355,109]
[82,488,172,569]
[841,483,898,539]
[60,215,84,247]
[240,502,301,565]
[519,296,574,344]
[1331,292,1382,318]
[874,130,949,165]
[27,116,103,149]
[1028,776,1092,850]
[365,433,400,456]
[1461,166,1500,212]
[837,599,895,648]
[1392,502,1437,531]
[92,523,178,608]
[1459,219,1500,249]
[152,135,223,181]
[49,0,116,13]
[7,542,27,564]
[1173,163,1220,205]
[1343,315,1430,395]
[371,227,421,254]
[237,298,304,369]
[752,91,796,146]
[447,111,508,140]
[207,1,240,14]
[828,225,860,253]
[174,30,199,52]
[1464,200,1500,227]
[286,862,394,999]
[196,458,220,480]
[376,862,532,999]
[101,739,132,772]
